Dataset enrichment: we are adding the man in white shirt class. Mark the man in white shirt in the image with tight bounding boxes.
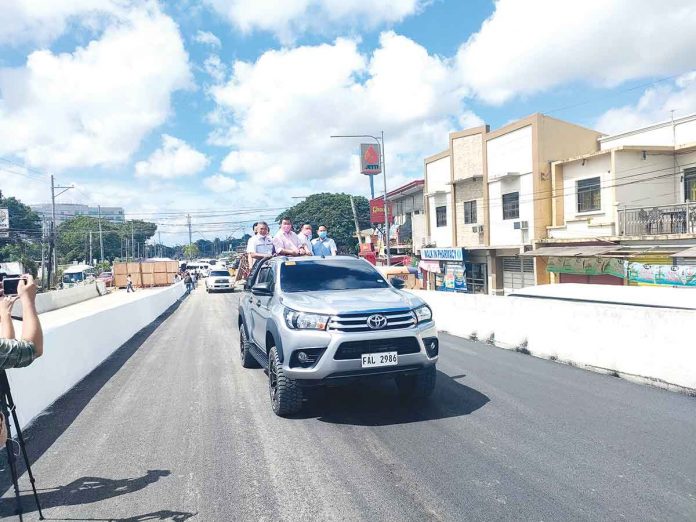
[246,221,274,267]
[297,223,314,255]
[311,225,337,256]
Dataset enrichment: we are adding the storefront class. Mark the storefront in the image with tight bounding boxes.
[419,247,467,292]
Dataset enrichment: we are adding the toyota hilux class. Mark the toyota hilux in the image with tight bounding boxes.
[237,256,438,416]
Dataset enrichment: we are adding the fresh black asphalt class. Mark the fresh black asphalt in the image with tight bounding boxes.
[1,288,694,521]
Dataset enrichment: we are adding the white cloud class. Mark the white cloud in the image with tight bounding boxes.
[194,29,221,48]
[203,174,239,192]
[456,0,696,104]
[203,54,227,83]
[205,0,425,43]
[595,72,696,135]
[135,135,210,179]
[209,32,474,198]
[0,6,192,171]
[0,0,129,46]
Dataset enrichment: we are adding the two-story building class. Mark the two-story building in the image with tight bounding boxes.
[388,180,426,255]
[531,113,696,287]
[482,114,602,294]
[423,126,489,292]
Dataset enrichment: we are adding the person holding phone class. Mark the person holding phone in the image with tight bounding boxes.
[0,274,44,369]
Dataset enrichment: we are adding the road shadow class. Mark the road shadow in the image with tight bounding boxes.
[298,370,489,426]
[0,300,183,498]
[0,469,172,518]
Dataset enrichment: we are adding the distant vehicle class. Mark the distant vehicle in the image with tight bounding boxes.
[206,269,235,292]
[238,256,438,416]
[186,262,210,277]
[97,271,114,287]
[62,264,96,288]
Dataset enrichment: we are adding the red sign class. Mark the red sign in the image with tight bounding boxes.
[370,197,393,224]
[361,144,382,175]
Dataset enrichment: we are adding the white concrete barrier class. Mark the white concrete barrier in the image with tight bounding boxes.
[411,290,696,392]
[6,282,185,428]
[11,281,108,318]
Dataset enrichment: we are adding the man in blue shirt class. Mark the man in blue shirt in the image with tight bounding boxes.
[311,225,337,256]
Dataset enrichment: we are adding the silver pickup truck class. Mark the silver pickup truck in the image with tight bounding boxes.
[237,256,439,416]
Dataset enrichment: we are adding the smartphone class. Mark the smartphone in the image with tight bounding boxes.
[2,277,24,296]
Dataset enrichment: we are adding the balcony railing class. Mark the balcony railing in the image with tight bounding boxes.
[618,202,696,236]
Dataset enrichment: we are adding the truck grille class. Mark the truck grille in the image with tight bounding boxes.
[327,310,415,332]
[334,337,421,360]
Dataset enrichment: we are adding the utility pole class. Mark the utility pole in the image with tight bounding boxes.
[349,196,363,245]
[98,205,104,262]
[47,175,73,288]
[187,214,192,259]
[89,230,93,265]
[158,231,162,258]
[131,222,135,260]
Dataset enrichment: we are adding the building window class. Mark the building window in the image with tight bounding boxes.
[577,177,601,212]
[502,192,519,220]
[436,206,447,227]
[685,168,696,202]
[464,200,477,224]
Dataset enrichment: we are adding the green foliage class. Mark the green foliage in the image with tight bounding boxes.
[56,216,157,264]
[183,243,200,259]
[276,193,370,253]
[0,190,42,269]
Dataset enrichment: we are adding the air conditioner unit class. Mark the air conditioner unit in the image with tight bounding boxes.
[520,220,529,230]
[471,225,484,233]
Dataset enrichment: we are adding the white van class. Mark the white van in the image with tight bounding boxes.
[186,261,211,277]
[62,264,96,288]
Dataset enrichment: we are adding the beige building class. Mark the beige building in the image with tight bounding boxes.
[423,126,489,292]
[422,115,603,294]
[482,114,602,294]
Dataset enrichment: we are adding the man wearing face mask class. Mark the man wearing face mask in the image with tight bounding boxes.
[297,223,314,256]
[311,225,337,256]
[246,221,274,267]
[272,217,306,256]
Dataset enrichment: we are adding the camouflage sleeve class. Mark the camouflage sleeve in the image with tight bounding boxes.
[0,338,36,369]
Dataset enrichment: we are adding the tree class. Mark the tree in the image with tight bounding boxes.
[183,243,199,259]
[0,190,42,273]
[276,193,370,253]
[56,216,158,264]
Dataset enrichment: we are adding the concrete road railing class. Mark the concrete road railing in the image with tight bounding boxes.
[7,282,186,428]
[411,290,696,393]
[11,280,108,318]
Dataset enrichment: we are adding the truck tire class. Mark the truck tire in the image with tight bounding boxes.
[396,365,436,400]
[240,325,259,368]
[268,346,303,416]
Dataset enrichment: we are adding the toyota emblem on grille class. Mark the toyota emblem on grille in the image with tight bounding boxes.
[366,314,388,330]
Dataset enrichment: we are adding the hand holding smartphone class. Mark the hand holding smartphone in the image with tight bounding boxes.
[2,277,26,296]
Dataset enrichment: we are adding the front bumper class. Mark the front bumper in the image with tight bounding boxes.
[207,282,234,291]
[282,321,438,381]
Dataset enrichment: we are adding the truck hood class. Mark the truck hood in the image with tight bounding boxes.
[279,288,425,315]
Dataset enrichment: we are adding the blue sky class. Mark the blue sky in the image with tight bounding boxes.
[1,0,695,244]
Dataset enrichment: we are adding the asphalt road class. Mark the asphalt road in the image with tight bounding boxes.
[2,287,695,521]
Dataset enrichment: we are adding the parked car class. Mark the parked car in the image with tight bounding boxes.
[206,269,235,292]
[97,271,114,287]
[237,256,439,416]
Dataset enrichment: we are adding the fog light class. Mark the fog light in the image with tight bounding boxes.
[424,337,439,358]
[297,351,309,364]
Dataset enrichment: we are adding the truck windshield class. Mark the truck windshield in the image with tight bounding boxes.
[209,271,229,277]
[280,260,389,292]
[63,272,84,283]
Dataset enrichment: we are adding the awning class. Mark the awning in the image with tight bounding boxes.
[418,260,441,273]
[521,245,617,257]
[672,246,696,258]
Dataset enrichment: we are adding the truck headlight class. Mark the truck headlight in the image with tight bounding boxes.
[284,309,329,330]
[413,304,432,324]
